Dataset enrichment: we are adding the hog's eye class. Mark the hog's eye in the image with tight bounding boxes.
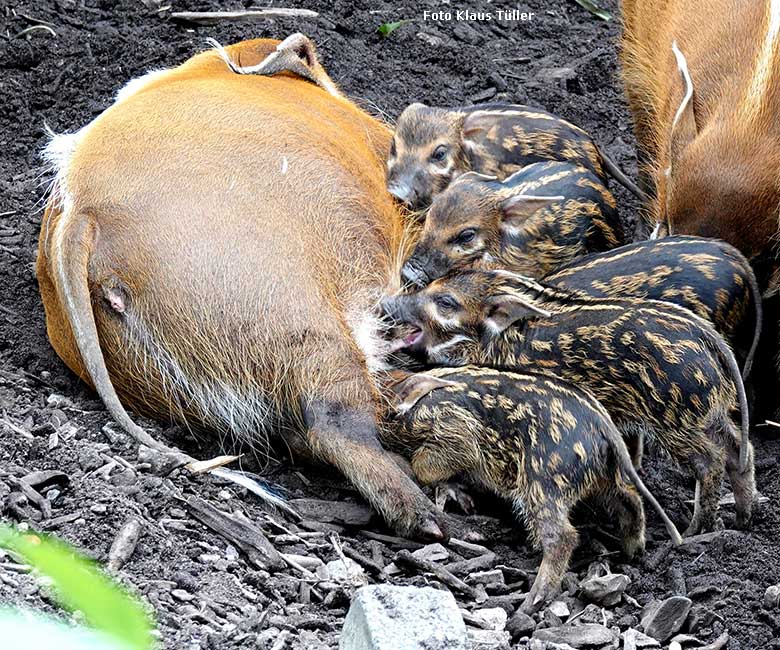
[435,294,460,311]
[454,228,477,245]
[430,144,449,163]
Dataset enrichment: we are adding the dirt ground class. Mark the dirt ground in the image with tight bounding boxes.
[2,1,780,649]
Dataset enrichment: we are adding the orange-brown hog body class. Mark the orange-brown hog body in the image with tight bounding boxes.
[384,366,681,613]
[621,0,780,283]
[36,38,442,539]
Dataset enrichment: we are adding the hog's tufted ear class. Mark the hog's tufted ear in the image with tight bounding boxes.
[668,41,698,173]
[483,293,552,334]
[390,374,459,413]
[499,193,564,228]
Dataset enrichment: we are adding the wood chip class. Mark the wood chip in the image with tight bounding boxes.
[395,549,482,600]
[186,497,285,571]
[290,498,373,527]
[169,9,318,26]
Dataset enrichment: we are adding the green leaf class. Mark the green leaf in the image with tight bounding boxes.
[571,0,612,21]
[377,20,409,37]
[0,526,153,650]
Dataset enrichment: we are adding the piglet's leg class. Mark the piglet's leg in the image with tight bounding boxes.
[521,502,578,614]
[685,444,725,536]
[607,482,646,558]
[722,422,757,529]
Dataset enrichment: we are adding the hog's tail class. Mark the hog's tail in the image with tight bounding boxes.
[49,210,185,458]
[708,327,751,473]
[732,247,763,382]
[607,424,683,546]
[597,146,649,202]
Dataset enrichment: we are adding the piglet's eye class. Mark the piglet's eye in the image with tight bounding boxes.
[430,144,448,163]
[389,139,397,157]
[435,295,460,311]
[455,228,476,245]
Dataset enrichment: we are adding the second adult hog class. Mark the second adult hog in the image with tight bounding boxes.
[384,366,682,612]
[400,162,625,287]
[381,271,757,536]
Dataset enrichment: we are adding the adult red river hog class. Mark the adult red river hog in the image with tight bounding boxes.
[37,36,443,539]
[621,0,780,286]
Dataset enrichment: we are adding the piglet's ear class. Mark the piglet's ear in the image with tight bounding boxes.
[500,194,564,227]
[484,294,552,333]
[392,375,458,413]
[462,110,495,141]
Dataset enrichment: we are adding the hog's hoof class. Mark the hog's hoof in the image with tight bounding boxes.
[621,535,646,560]
[520,582,559,615]
[435,483,476,514]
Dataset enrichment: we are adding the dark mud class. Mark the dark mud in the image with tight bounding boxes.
[1,1,779,648]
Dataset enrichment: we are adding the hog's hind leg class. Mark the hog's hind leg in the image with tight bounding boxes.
[520,499,579,614]
[720,419,757,529]
[685,440,725,536]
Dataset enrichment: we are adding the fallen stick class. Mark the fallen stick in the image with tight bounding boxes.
[186,497,285,571]
[395,549,480,600]
[108,518,143,571]
[341,544,387,578]
[169,9,318,26]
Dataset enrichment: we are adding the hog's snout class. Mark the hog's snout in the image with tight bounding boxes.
[380,295,405,322]
[401,260,430,289]
[388,180,417,207]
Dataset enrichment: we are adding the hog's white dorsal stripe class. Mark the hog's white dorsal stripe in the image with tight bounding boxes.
[743,0,780,122]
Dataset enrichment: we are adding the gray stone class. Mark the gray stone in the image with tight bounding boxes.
[507,610,536,639]
[468,607,507,631]
[641,597,692,642]
[685,605,715,632]
[547,601,570,619]
[579,573,630,606]
[468,628,511,649]
[469,569,505,586]
[339,585,468,650]
[764,584,780,609]
[326,557,368,587]
[416,32,443,47]
[533,624,616,648]
[622,628,660,650]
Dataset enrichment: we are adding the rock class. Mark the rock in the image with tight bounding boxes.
[416,32,443,47]
[536,67,577,88]
[529,642,577,650]
[487,72,507,92]
[764,584,780,609]
[579,573,630,606]
[452,23,482,45]
[622,628,660,650]
[171,589,194,602]
[573,604,614,627]
[326,558,368,587]
[77,446,104,472]
[641,597,692,642]
[686,605,716,632]
[469,88,497,103]
[339,585,468,650]
[414,543,450,563]
[533,623,616,648]
[468,608,507,631]
[547,601,570,619]
[468,628,511,649]
[507,610,536,639]
[469,569,505,586]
